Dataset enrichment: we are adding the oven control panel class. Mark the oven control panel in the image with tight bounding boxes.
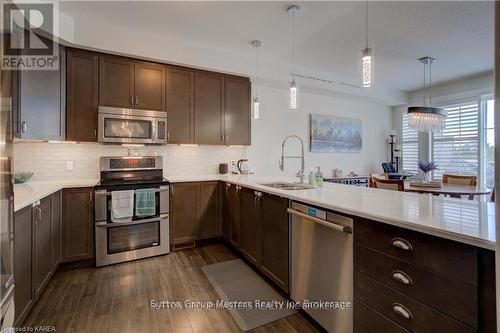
[100,156,162,171]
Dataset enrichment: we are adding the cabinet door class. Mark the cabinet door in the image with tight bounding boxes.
[134,61,165,111]
[61,188,94,263]
[228,185,242,247]
[16,43,65,140]
[99,56,134,108]
[221,183,231,240]
[224,77,251,145]
[33,197,52,301]
[240,188,261,264]
[194,72,224,145]
[14,206,33,324]
[170,183,199,244]
[51,191,62,271]
[198,181,220,239]
[66,48,99,142]
[167,67,194,143]
[260,193,289,292]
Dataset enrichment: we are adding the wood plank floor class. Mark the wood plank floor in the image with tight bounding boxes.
[22,244,317,333]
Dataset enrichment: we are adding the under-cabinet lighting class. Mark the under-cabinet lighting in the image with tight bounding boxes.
[179,144,199,147]
[122,144,145,147]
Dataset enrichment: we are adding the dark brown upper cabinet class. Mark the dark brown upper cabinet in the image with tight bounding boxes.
[224,77,251,145]
[99,55,165,111]
[166,67,194,143]
[134,61,166,111]
[66,48,99,142]
[14,43,65,141]
[99,56,134,108]
[194,72,225,145]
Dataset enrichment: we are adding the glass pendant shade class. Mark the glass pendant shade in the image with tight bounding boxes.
[253,97,260,119]
[362,47,372,88]
[289,80,298,109]
[408,107,447,132]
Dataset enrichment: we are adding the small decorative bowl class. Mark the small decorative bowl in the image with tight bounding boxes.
[14,171,34,184]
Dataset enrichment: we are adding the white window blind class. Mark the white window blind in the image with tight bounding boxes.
[432,101,479,180]
[401,112,419,173]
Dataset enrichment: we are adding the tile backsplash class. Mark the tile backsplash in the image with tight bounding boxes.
[14,142,246,181]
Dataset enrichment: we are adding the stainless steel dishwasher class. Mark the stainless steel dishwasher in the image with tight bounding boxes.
[289,202,353,333]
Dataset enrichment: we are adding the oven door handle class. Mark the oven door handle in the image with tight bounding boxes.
[96,214,169,228]
[96,187,168,196]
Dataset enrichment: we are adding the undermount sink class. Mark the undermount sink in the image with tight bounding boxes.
[259,182,315,190]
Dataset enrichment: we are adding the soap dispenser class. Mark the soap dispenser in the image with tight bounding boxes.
[315,166,324,187]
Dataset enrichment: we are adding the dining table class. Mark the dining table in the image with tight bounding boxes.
[404,181,492,199]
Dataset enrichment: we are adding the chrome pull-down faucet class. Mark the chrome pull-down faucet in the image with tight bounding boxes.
[280,135,305,183]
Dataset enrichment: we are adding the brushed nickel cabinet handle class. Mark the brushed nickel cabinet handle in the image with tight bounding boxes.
[130,95,134,105]
[391,238,413,251]
[392,303,413,319]
[89,192,93,202]
[94,128,97,138]
[135,96,139,106]
[392,270,412,285]
[21,121,27,133]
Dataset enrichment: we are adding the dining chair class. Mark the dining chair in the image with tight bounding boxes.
[369,173,388,187]
[372,178,405,191]
[442,174,478,200]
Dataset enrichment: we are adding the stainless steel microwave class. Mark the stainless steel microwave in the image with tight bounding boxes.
[98,106,167,144]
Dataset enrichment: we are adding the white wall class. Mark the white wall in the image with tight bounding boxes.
[13,142,246,181]
[248,84,392,179]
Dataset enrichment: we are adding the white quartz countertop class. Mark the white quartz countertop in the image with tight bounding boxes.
[171,174,496,250]
[14,174,496,250]
[14,179,98,212]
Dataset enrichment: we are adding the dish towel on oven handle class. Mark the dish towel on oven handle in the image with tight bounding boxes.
[111,190,134,222]
[135,188,156,217]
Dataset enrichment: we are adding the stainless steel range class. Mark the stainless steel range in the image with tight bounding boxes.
[94,156,169,267]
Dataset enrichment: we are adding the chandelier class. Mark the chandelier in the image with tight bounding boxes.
[407,57,447,132]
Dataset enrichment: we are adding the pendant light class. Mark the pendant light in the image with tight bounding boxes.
[407,57,447,132]
[287,5,300,109]
[361,0,373,88]
[250,40,262,119]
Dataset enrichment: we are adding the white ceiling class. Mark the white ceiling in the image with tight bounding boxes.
[60,1,494,92]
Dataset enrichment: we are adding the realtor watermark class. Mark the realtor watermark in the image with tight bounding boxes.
[1,2,59,70]
[150,299,352,311]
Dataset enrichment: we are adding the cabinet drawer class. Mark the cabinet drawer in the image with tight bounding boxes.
[354,218,477,285]
[354,271,475,333]
[354,298,410,333]
[354,244,477,328]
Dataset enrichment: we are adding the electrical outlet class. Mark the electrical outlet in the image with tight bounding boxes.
[230,160,236,166]
[65,160,74,171]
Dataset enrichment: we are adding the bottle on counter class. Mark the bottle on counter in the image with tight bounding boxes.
[308,171,317,187]
[315,166,324,187]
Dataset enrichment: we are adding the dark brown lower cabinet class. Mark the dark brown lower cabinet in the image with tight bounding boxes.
[353,217,496,333]
[50,191,62,270]
[228,184,242,247]
[260,193,289,292]
[222,184,289,293]
[14,205,33,325]
[61,188,94,262]
[221,182,231,239]
[170,181,220,245]
[240,188,261,264]
[14,191,63,325]
[33,196,52,301]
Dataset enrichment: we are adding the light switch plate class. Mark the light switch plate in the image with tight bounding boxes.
[66,160,74,171]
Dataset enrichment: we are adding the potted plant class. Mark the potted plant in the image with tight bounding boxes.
[418,161,438,183]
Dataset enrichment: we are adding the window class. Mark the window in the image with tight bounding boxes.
[432,101,479,180]
[401,111,419,173]
[483,99,495,188]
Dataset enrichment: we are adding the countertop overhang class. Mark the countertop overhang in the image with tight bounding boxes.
[14,174,496,250]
